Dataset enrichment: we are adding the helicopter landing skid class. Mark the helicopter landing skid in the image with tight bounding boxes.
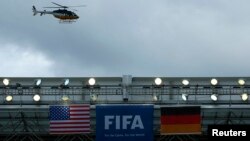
[59,19,76,24]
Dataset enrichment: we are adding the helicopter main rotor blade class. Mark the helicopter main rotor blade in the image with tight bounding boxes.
[52,2,68,8]
[43,7,62,8]
[67,5,87,8]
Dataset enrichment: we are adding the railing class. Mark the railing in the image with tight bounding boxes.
[0,85,249,104]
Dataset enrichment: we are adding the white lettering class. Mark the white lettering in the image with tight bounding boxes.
[242,131,247,136]
[212,129,247,137]
[104,115,144,130]
[116,116,120,129]
[105,116,114,130]
[131,115,144,129]
[212,129,218,136]
[123,116,132,129]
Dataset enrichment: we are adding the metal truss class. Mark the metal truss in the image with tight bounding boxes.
[157,135,201,141]
[0,83,250,140]
[2,133,43,141]
[54,134,94,141]
[0,110,46,141]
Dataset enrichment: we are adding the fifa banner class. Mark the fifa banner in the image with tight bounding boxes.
[96,105,154,141]
[161,106,201,135]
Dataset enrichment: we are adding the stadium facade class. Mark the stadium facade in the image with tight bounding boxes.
[0,75,250,141]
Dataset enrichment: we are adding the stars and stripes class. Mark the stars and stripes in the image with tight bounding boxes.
[49,104,90,134]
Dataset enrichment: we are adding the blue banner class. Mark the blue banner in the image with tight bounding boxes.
[96,105,154,141]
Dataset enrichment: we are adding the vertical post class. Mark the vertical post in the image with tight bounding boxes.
[122,75,132,102]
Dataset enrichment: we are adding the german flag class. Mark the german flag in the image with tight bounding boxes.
[160,106,201,135]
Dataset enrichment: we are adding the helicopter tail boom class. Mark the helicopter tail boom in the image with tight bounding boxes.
[32,6,52,16]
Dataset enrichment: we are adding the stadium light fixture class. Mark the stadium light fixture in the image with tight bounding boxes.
[18,89,23,95]
[5,95,13,102]
[62,95,70,101]
[3,79,10,86]
[210,78,218,86]
[154,78,162,85]
[90,93,98,101]
[88,78,96,86]
[182,79,189,86]
[182,93,188,101]
[33,94,41,102]
[238,79,245,86]
[211,94,218,101]
[35,79,42,86]
[241,93,248,101]
[152,94,158,101]
[64,79,69,86]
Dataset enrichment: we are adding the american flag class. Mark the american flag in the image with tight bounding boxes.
[49,104,90,134]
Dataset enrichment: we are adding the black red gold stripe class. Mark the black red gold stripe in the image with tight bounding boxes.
[160,106,201,135]
[161,115,201,124]
[161,106,200,115]
[161,124,201,134]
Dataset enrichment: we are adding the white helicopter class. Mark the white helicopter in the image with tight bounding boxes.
[32,2,84,22]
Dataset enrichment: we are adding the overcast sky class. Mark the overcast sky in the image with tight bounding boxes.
[1,0,250,77]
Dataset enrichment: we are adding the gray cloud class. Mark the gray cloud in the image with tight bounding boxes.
[1,0,250,77]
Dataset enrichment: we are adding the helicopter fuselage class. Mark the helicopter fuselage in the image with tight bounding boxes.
[52,9,79,20]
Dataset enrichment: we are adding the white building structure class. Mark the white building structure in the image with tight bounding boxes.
[0,75,249,140]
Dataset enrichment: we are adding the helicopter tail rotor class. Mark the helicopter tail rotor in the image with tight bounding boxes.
[32,6,38,16]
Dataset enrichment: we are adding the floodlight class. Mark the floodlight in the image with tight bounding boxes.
[3,79,10,86]
[88,78,96,86]
[154,78,162,85]
[62,95,70,101]
[211,94,218,101]
[238,79,245,86]
[64,79,69,86]
[5,95,13,102]
[33,94,41,102]
[182,93,188,101]
[152,94,158,101]
[18,89,23,95]
[241,93,248,101]
[182,79,189,86]
[211,78,218,85]
[90,94,97,101]
[35,79,42,86]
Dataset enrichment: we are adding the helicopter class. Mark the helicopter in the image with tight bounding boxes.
[32,2,84,22]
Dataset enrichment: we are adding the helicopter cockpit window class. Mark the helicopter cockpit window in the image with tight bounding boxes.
[68,12,73,16]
